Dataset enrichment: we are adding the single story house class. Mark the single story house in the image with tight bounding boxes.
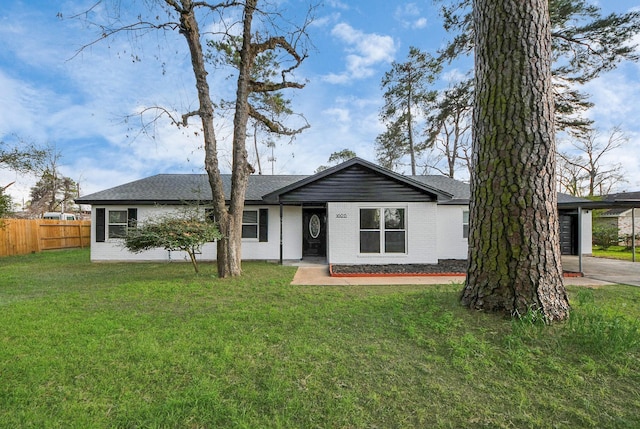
[75,158,592,264]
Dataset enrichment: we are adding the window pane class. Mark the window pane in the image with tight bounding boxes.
[463,210,470,238]
[242,224,258,239]
[385,231,406,253]
[243,210,258,224]
[384,208,405,229]
[360,209,380,229]
[109,210,127,223]
[108,225,126,239]
[360,231,380,253]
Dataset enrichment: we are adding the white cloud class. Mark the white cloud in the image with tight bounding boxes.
[0,72,48,140]
[325,0,349,10]
[323,107,351,123]
[324,23,396,83]
[394,3,428,29]
[585,65,640,129]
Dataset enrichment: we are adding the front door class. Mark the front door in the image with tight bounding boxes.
[559,213,578,255]
[302,208,327,257]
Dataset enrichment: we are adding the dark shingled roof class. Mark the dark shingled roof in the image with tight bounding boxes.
[600,208,631,217]
[76,174,308,205]
[557,193,591,205]
[603,191,640,202]
[75,158,592,208]
[410,175,470,202]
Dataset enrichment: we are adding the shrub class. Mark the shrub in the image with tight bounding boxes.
[592,224,620,250]
[123,208,221,273]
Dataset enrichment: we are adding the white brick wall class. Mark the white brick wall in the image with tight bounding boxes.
[436,205,469,260]
[89,202,592,263]
[282,206,303,260]
[327,202,438,265]
[89,205,302,262]
[617,209,640,236]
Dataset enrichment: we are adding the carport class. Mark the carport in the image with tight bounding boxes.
[560,198,639,274]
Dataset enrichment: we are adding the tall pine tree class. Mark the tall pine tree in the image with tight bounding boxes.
[461,0,570,322]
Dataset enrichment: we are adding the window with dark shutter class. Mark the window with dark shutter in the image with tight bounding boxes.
[259,208,268,242]
[96,208,106,242]
[127,208,138,228]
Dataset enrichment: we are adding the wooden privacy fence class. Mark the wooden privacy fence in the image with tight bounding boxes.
[0,219,91,257]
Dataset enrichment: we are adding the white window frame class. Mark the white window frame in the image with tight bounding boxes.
[108,210,128,239]
[463,210,469,239]
[359,206,407,255]
[207,208,265,241]
[241,209,259,240]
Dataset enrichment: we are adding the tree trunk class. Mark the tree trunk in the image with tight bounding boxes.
[253,122,262,175]
[174,1,231,277]
[221,0,259,277]
[461,0,570,321]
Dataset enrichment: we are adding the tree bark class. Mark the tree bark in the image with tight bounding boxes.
[461,0,570,321]
[221,0,258,277]
[173,1,232,277]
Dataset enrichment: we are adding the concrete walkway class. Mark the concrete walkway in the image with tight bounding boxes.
[562,255,640,287]
[290,260,620,287]
[291,266,467,286]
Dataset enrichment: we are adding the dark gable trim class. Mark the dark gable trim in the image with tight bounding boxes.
[264,157,450,203]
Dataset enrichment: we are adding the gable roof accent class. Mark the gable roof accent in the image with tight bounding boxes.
[262,157,453,203]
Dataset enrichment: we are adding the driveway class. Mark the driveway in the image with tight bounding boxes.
[562,255,640,287]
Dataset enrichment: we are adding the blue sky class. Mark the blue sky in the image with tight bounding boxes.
[1,0,639,205]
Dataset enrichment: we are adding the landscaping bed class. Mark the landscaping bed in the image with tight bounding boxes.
[330,259,467,276]
[330,259,583,277]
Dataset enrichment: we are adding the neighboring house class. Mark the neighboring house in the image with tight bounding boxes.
[75,158,592,264]
[596,191,640,238]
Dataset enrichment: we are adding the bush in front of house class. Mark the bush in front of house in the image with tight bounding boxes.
[592,224,621,250]
[123,208,221,273]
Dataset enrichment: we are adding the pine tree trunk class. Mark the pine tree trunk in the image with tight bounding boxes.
[461,0,570,322]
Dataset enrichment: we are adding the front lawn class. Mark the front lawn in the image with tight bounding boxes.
[593,245,639,262]
[1,249,639,428]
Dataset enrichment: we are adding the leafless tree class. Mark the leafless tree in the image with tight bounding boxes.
[557,127,627,196]
[421,80,472,179]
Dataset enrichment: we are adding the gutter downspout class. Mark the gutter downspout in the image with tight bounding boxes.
[279,203,283,265]
[633,207,636,263]
[578,206,583,274]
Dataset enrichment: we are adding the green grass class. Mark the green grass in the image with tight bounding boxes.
[1,249,640,428]
[593,245,638,262]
